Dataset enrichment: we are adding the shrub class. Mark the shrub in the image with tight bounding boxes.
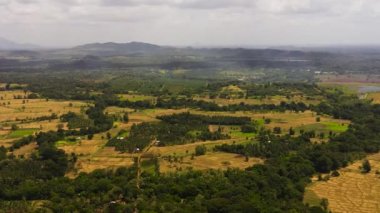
[195,145,206,156]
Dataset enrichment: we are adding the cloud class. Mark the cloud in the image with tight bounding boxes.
[1,0,380,46]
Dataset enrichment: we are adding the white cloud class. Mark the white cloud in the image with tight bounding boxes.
[1,0,380,46]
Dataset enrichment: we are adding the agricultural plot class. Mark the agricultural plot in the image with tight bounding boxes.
[1,90,350,175]
[318,74,380,84]
[54,104,350,175]
[0,90,88,153]
[160,152,263,173]
[189,110,349,135]
[305,153,380,213]
[118,94,155,102]
[367,92,380,104]
[194,95,321,106]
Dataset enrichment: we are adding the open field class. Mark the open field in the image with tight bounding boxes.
[118,94,155,102]
[318,74,380,83]
[106,107,189,123]
[367,92,380,104]
[1,91,349,175]
[305,153,380,213]
[7,128,38,138]
[12,142,37,157]
[160,152,263,173]
[0,90,87,123]
[0,90,88,154]
[194,95,322,106]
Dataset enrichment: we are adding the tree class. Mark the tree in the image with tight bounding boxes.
[123,112,129,123]
[11,124,19,131]
[362,159,371,173]
[57,123,64,130]
[195,145,206,156]
[289,127,295,136]
[107,132,111,140]
[241,124,256,133]
[87,134,94,140]
[273,127,282,134]
[320,198,329,211]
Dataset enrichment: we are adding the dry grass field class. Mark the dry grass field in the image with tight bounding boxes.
[12,142,37,157]
[148,138,246,157]
[305,153,380,213]
[118,94,155,102]
[106,107,189,123]
[194,95,322,106]
[0,90,350,176]
[367,92,380,104]
[160,152,263,173]
[0,90,88,154]
[0,91,87,122]
[318,74,380,83]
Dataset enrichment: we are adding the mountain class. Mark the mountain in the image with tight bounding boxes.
[70,41,165,56]
[0,37,41,50]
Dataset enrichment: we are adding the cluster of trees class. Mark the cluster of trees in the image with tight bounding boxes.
[216,91,380,175]
[0,134,73,200]
[157,112,251,125]
[99,93,310,113]
[108,113,253,152]
[107,121,230,152]
[58,102,113,137]
[245,83,321,97]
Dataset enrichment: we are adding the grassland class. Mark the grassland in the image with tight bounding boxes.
[0,90,87,150]
[194,95,322,106]
[160,152,263,173]
[7,128,38,139]
[317,74,380,84]
[305,153,380,213]
[367,92,380,104]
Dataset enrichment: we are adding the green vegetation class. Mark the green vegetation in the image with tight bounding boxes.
[7,128,37,138]
[0,56,379,212]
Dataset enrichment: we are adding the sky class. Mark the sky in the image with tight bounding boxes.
[1,0,380,47]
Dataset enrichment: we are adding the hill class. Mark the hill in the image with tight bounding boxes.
[0,37,40,50]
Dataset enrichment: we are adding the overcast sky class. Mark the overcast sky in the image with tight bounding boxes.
[1,0,380,47]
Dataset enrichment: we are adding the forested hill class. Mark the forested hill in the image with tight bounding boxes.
[2,41,380,74]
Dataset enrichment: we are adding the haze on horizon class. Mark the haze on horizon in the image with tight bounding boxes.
[1,0,380,48]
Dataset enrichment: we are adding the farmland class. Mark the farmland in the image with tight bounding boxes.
[0,90,87,149]
[305,153,380,213]
[0,73,378,212]
[0,87,351,175]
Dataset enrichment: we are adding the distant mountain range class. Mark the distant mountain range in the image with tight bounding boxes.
[0,37,41,50]
[67,41,167,56]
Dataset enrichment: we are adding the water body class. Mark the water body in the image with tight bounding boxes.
[358,86,380,93]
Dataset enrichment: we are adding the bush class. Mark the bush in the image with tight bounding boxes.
[241,124,256,133]
[195,145,206,156]
[362,159,371,173]
[331,170,340,177]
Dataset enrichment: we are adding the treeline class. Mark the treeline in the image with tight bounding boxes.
[157,112,251,125]
[98,93,310,112]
